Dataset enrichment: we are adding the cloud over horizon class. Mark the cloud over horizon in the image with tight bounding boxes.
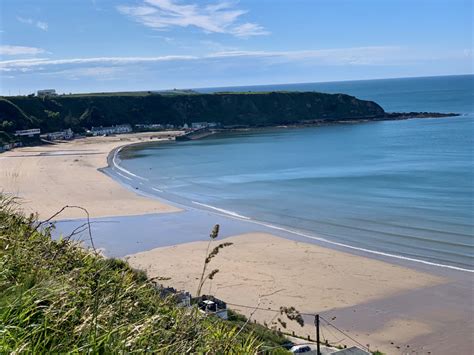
[0,45,46,56]
[17,17,49,31]
[0,46,417,72]
[117,0,269,37]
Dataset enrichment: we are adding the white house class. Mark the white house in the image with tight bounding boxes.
[37,89,57,97]
[191,122,208,129]
[14,128,41,137]
[90,124,132,136]
[43,129,74,141]
[135,123,163,130]
[191,122,220,129]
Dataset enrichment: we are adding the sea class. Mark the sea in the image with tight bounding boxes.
[117,75,474,271]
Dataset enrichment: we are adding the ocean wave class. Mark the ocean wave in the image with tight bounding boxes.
[110,143,474,273]
[112,147,149,181]
[186,200,473,272]
[191,201,251,220]
[244,219,474,273]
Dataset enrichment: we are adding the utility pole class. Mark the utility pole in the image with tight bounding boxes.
[315,314,321,355]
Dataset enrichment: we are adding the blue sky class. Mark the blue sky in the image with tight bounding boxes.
[0,0,472,94]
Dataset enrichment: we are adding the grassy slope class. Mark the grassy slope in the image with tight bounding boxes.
[0,197,288,353]
[1,92,385,136]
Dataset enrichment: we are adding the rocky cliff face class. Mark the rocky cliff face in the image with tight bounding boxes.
[1,91,385,133]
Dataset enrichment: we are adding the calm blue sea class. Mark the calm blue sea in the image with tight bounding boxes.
[119,75,474,270]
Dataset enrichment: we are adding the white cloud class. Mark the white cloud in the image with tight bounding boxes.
[42,66,125,81]
[0,55,197,70]
[17,16,33,25]
[0,47,400,73]
[207,47,405,65]
[0,45,46,56]
[36,21,49,31]
[17,16,48,31]
[3,46,462,75]
[232,23,268,38]
[117,0,269,37]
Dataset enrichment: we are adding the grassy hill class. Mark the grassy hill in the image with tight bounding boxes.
[0,91,385,142]
[0,196,289,353]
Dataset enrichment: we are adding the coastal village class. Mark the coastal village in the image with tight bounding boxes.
[0,89,222,152]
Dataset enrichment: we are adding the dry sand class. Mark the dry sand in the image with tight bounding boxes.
[0,133,181,219]
[127,232,448,353]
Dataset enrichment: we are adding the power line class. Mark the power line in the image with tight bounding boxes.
[320,315,369,351]
[226,301,370,351]
[321,322,346,344]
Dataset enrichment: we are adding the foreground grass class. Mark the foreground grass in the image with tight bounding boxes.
[0,197,288,353]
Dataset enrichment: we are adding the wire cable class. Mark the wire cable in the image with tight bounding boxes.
[320,316,369,351]
[226,301,370,351]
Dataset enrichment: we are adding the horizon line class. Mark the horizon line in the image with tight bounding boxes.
[1,73,472,97]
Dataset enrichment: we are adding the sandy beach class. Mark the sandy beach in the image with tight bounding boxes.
[0,133,181,219]
[1,135,471,354]
[127,232,472,354]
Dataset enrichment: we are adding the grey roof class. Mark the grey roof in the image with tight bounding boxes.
[331,346,371,355]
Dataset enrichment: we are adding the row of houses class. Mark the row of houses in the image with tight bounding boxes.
[10,122,219,142]
[135,122,221,131]
[1,128,74,153]
[190,122,219,129]
[41,129,74,141]
[135,123,176,131]
[92,122,222,134]
[88,124,133,136]
[14,128,41,137]
[1,129,39,153]
[11,128,74,142]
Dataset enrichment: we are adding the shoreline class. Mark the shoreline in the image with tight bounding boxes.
[1,132,472,353]
[110,133,473,275]
[0,132,182,220]
[1,130,470,275]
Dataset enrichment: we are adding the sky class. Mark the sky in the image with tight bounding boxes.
[0,0,472,95]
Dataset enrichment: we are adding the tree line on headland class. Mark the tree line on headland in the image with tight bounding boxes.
[0,90,456,145]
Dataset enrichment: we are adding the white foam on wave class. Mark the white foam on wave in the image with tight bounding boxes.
[116,171,132,181]
[246,219,474,273]
[112,147,149,181]
[190,200,473,273]
[192,201,251,220]
[152,187,163,193]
